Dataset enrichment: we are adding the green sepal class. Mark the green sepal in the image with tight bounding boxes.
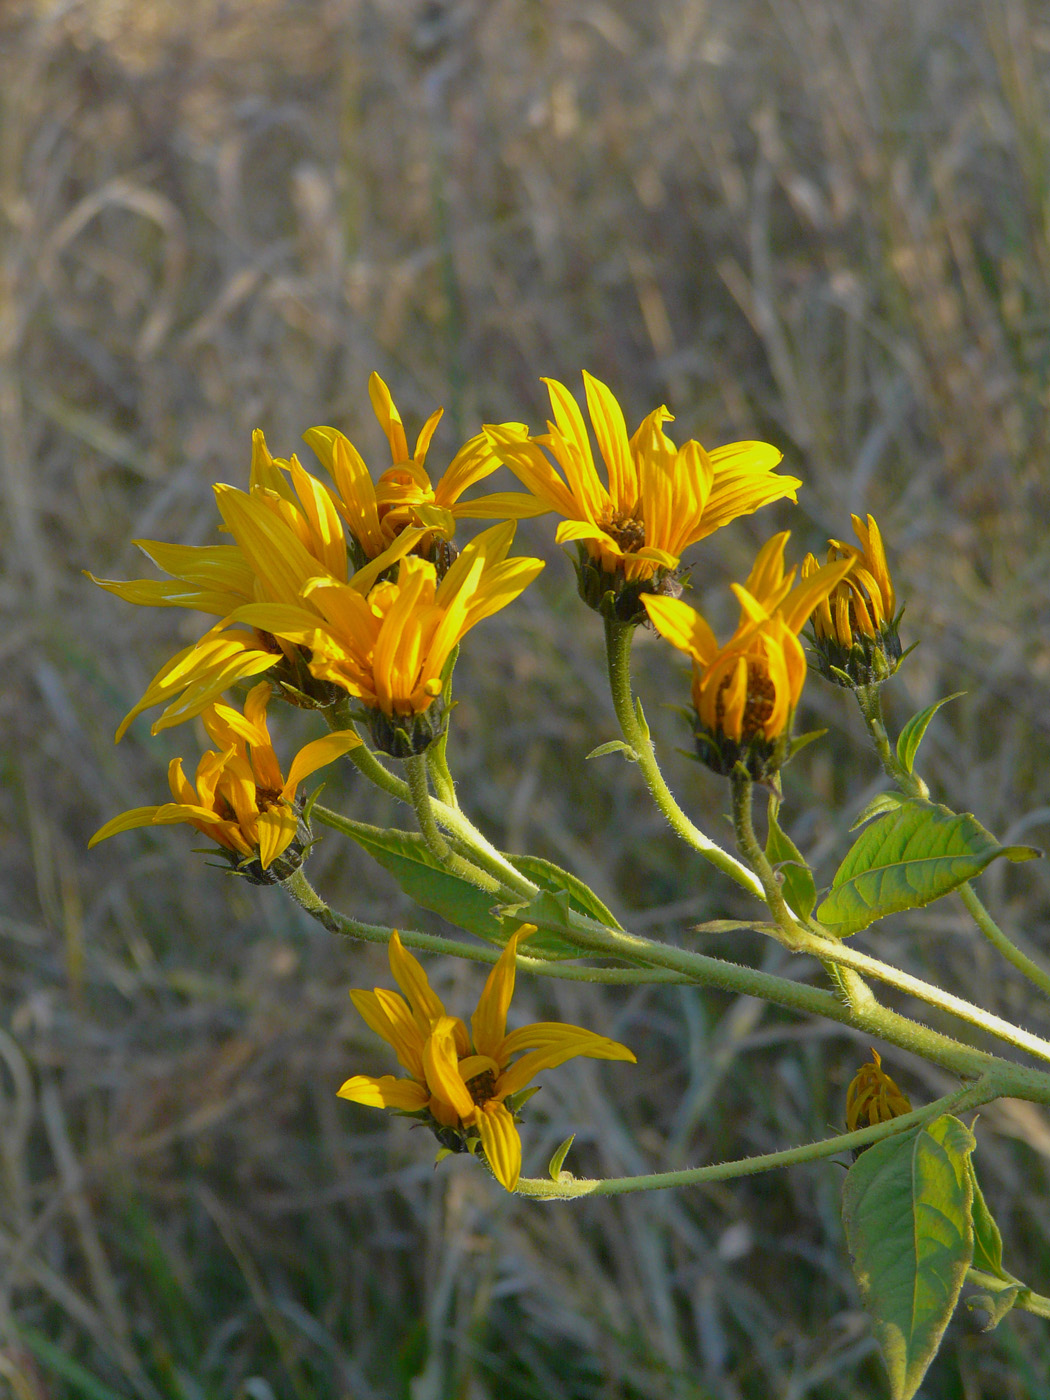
[548,1134,576,1181]
[505,1085,541,1116]
[895,692,965,775]
[585,740,636,762]
[434,1147,455,1165]
[765,798,817,921]
[842,1114,976,1400]
[817,799,1041,937]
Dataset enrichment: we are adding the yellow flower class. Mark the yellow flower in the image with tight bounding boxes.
[229,521,544,756]
[88,682,360,881]
[338,927,636,1191]
[303,372,535,569]
[643,533,853,779]
[845,1049,912,1134]
[485,372,800,622]
[803,514,902,687]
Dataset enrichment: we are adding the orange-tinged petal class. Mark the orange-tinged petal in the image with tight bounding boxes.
[337,1074,429,1111]
[474,1101,522,1191]
[422,1016,476,1121]
[642,596,719,666]
[388,932,447,1033]
[256,805,299,870]
[88,806,164,847]
[471,929,525,1059]
[497,1028,636,1098]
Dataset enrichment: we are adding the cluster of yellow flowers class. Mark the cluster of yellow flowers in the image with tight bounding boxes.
[89,370,903,1189]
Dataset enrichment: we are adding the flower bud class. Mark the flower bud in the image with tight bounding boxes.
[805,514,903,688]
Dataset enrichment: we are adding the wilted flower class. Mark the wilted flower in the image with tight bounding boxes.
[89,683,360,882]
[485,372,799,623]
[644,534,853,781]
[845,1049,912,1135]
[804,514,902,687]
[338,926,636,1191]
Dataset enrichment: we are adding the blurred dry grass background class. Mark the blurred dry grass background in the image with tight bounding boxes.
[3,0,1050,1395]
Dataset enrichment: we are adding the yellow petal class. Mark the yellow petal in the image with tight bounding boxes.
[497,1027,636,1098]
[336,1074,429,1111]
[474,1101,522,1191]
[642,596,719,666]
[388,932,447,1035]
[256,805,299,870]
[471,930,524,1059]
[282,731,361,794]
[350,988,426,1080]
[422,1017,476,1121]
[369,372,411,464]
[88,806,163,847]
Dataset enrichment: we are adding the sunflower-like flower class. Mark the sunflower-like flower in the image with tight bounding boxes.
[485,372,800,623]
[803,514,903,688]
[338,926,636,1191]
[226,521,543,756]
[88,682,360,883]
[845,1049,912,1137]
[304,372,536,574]
[643,534,853,781]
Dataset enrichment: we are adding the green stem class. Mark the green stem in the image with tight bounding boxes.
[957,882,1050,1000]
[604,619,763,898]
[515,1080,997,1198]
[404,752,450,858]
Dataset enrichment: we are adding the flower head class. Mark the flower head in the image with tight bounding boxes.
[304,372,531,573]
[88,682,360,882]
[229,521,544,756]
[338,927,636,1191]
[845,1049,912,1136]
[486,372,800,623]
[803,514,903,688]
[644,534,853,780]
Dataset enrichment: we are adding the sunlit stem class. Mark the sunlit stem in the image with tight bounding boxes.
[403,751,503,892]
[427,642,460,808]
[515,1080,999,1198]
[855,683,1050,1001]
[730,766,873,1012]
[603,618,763,897]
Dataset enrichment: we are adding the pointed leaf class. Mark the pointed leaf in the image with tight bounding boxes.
[842,1115,976,1400]
[585,739,637,762]
[817,799,1040,937]
[851,791,905,831]
[896,693,965,775]
[765,802,816,921]
[509,853,623,931]
[966,1158,1007,1279]
[548,1134,576,1181]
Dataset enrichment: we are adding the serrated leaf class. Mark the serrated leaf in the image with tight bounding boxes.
[817,799,1040,937]
[548,1134,576,1180]
[966,1284,1021,1331]
[842,1115,976,1400]
[765,800,816,921]
[896,693,965,775]
[966,1158,1007,1278]
[585,739,636,761]
[850,791,905,831]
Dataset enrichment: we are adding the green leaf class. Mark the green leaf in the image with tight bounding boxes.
[967,1158,1007,1278]
[548,1134,576,1180]
[509,853,623,931]
[896,692,965,775]
[336,819,590,958]
[842,1115,976,1400]
[765,800,816,921]
[966,1284,1021,1332]
[817,799,1040,937]
[498,887,583,958]
[585,739,636,762]
[337,818,507,944]
[850,791,905,830]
